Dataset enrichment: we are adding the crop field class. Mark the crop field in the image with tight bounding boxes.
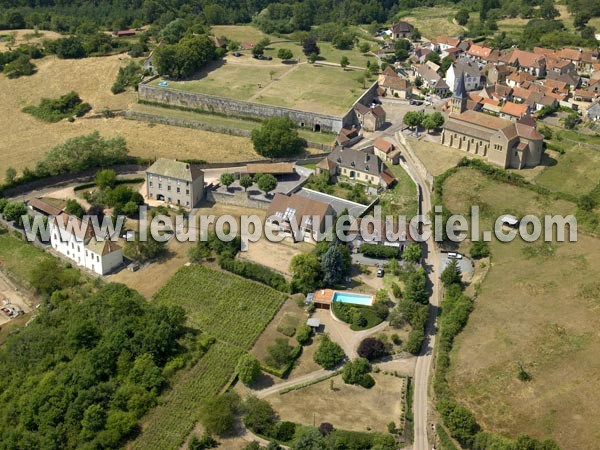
[154,264,286,349]
[151,59,365,116]
[441,167,600,450]
[131,342,243,450]
[0,54,261,176]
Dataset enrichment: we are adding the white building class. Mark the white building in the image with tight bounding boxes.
[49,212,123,275]
[446,60,485,93]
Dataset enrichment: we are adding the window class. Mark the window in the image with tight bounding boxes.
[186,181,190,186]
[186,189,189,195]
[158,183,162,189]
[167,185,171,191]
[149,181,153,187]
[97,255,99,262]
[85,250,88,257]
[186,201,190,206]
[177,187,180,193]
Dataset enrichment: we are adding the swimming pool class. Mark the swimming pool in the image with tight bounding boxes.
[332,291,374,306]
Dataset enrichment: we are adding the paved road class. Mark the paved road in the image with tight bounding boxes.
[394,132,441,450]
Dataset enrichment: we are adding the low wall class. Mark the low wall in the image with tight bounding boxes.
[138,83,345,132]
[123,110,332,151]
[206,190,271,210]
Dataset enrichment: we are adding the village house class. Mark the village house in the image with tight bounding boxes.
[466,44,493,62]
[509,49,547,77]
[586,101,600,121]
[389,21,414,40]
[354,103,386,132]
[487,64,514,85]
[265,193,336,242]
[429,36,462,53]
[378,68,411,98]
[506,71,536,88]
[335,127,361,147]
[373,137,401,164]
[446,59,486,93]
[146,158,204,208]
[499,101,529,120]
[49,212,123,276]
[317,147,396,189]
[441,73,544,169]
[413,63,450,95]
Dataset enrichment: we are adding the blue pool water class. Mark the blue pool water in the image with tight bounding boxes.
[332,292,373,306]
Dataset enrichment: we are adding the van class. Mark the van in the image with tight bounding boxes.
[447,252,462,260]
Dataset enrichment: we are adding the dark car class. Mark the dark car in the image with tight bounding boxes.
[233,52,242,57]
[265,56,273,61]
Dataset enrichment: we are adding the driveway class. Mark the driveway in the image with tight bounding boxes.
[439,253,474,277]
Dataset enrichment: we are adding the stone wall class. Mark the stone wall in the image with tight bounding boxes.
[206,190,271,210]
[123,110,332,151]
[343,81,380,128]
[138,84,345,132]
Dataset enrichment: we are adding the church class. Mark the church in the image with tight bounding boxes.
[440,73,544,169]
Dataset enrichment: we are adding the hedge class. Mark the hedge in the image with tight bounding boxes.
[279,370,342,394]
[260,344,302,378]
[219,257,290,293]
[358,243,399,259]
[73,177,146,192]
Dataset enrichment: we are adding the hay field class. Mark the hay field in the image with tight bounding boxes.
[401,7,464,38]
[154,58,365,116]
[0,29,62,52]
[442,167,600,450]
[0,54,260,176]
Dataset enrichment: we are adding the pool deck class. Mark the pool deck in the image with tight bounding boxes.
[312,289,374,307]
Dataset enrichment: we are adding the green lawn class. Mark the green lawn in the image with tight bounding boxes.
[379,164,419,218]
[153,61,365,116]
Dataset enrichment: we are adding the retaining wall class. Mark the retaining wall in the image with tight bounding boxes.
[138,83,346,132]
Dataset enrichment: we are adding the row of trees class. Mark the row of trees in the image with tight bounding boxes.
[403,111,445,133]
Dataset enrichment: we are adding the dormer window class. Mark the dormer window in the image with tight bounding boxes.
[351,161,355,167]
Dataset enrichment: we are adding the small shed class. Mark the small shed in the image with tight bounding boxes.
[307,317,321,332]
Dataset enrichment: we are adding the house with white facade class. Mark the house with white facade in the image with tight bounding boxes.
[446,59,485,93]
[49,212,123,275]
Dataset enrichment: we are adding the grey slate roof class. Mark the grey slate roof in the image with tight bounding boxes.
[327,147,386,177]
[146,158,204,181]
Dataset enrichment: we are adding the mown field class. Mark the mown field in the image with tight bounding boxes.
[0,54,260,177]
[399,7,464,38]
[152,58,366,116]
[131,264,286,449]
[442,167,600,450]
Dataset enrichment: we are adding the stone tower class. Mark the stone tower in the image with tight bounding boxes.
[451,71,468,114]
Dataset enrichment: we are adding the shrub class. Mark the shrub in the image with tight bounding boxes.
[276,421,296,441]
[251,117,303,158]
[314,334,345,369]
[357,337,387,361]
[199,392,240,436]
[319,422,334,436]
[2,201,27,226]
[358,373,375,388]
[358,243,398,259]
[296,324,312,345]
[243,396,278,436]
[237,354,261,385]
[219,258,289,292]
[22,91,91,123]
[266,338,296,369]
[470,241,490,259]
[342,357,373,388]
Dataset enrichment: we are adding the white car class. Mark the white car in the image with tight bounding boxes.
[447,252,462,260]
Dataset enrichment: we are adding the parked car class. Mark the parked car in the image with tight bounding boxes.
[377,267,385,277]
[447,252,462,260]
[128,263,140,272]
[265,56,272,61]
[410,99,423,106]
[233,52,242,57]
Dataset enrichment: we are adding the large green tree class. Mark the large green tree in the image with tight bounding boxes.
[251,118,303,158]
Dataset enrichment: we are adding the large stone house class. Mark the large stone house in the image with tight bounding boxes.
[354,103,386,132]
[265,193,336,242]
[441,73,544,169]
[379,69,411,99]
[316,147,396,188]
[146,158,205,207]
[49,212,123,275]
[389,21,414,40]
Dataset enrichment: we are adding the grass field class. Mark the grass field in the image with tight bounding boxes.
[409,139,472,176]
[0,29,62,52]
[0,54,262,177]
[132,264,286,449]
[132,103,335,146]
[441,167,600,450]
[379,163,419,217]
[267,372,405,433]
[0,228,54,288]
[399,7,464,38]
[152,59,365,116]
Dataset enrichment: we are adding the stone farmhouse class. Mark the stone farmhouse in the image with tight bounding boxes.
[389,21,414,40]
[373,137,401,164]
[146,158,205,208]
[265,193,336,242]
[49,212,123,276]
[378,67,411,99]
[317,147,396,188]
[441,73,544,169]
